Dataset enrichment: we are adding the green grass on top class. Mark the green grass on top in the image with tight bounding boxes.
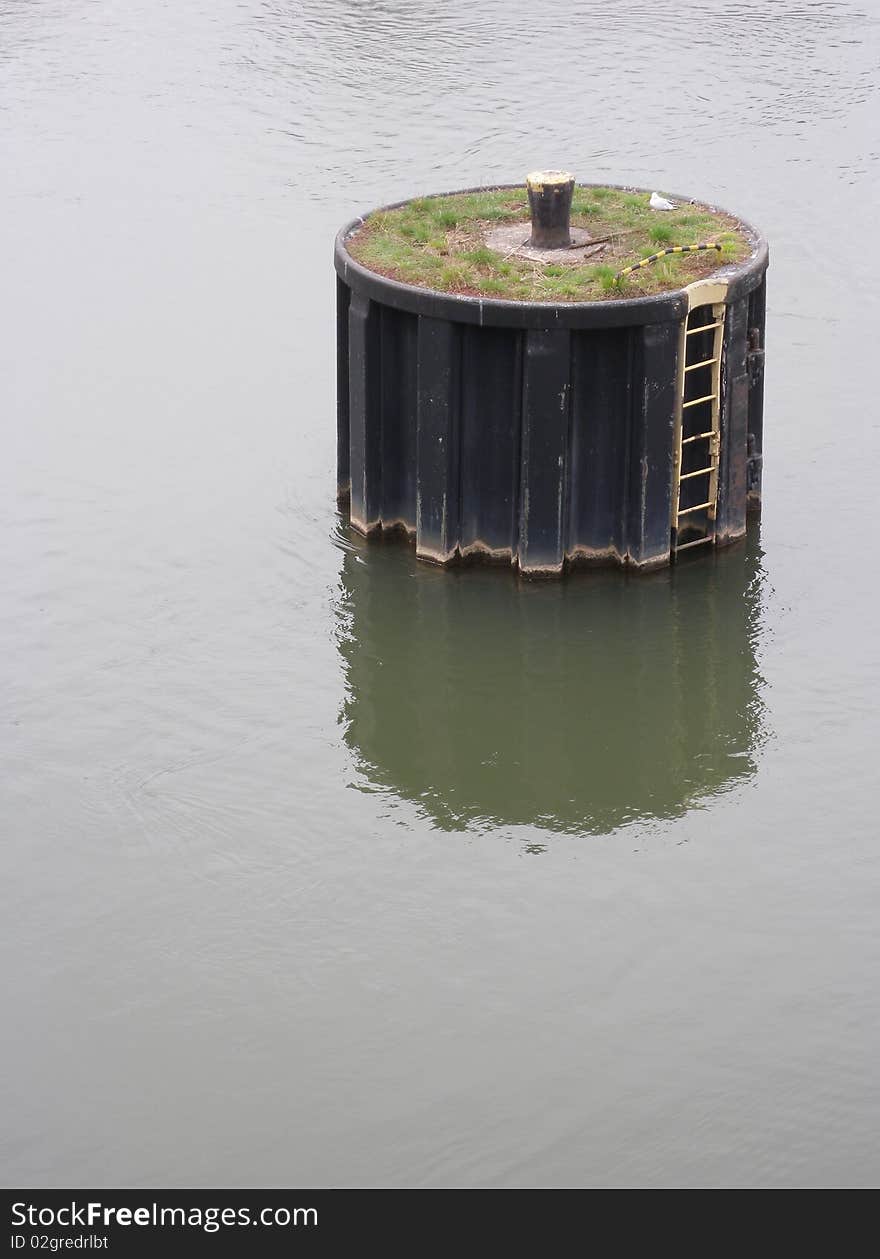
[347,185,751,303]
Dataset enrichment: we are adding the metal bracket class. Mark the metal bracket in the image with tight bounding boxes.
[747,327,764,388]
[746,433,763,493]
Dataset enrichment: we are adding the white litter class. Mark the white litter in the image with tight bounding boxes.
[649,192,676,211]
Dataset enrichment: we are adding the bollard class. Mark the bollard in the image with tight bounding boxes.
[526,170,575,249]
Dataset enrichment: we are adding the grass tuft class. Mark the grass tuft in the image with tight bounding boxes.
[591,264,619,292]
[462,246,498,266]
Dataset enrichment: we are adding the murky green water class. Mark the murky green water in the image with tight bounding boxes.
[340,534,766,836]
[2,0,879,1187]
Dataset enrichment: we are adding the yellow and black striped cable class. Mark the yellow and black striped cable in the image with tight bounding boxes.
[615,242,722,283]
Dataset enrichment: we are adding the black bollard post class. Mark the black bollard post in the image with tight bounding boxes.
[526,170,575,249]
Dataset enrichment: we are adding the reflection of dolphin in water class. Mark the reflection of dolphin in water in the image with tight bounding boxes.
[336,526,767,835]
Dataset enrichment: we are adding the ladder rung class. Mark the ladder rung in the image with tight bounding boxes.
[686,321,722,335]
[675,534,715,552]
[682,393,717,409]
[677,500,715,516]
[679,465,715,481]
[681,431,715,444]
[684,357,719,372]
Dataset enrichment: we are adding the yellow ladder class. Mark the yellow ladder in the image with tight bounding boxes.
[672,298,726,555]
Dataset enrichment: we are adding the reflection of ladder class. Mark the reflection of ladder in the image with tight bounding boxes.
[672,301,726,555]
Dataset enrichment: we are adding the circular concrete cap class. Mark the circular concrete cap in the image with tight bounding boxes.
[526,169,575,189]
[484,221,604,264]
